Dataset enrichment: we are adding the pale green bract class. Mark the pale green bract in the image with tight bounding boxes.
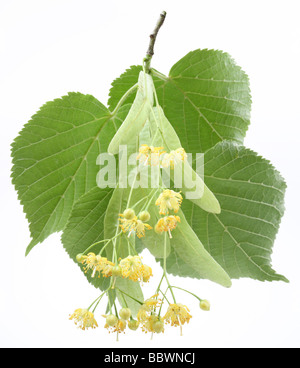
[149,106,221,214]
[108,71,154,155]
[169,209,232,287]
[126,186,172,259]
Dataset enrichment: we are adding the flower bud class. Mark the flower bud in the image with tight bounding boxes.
[106,314,118,327]
[128,320,139,331]
[139,210,151,222]
[111,266,122,277]
[123,208,136,220]
[76,253,84,263]
[200,300,210,311]
[153,320,164,334]
[119,308,131,320]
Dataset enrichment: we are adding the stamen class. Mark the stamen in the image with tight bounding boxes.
[128,230,134,238]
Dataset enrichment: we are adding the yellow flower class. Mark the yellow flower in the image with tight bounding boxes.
[119,255,142,281]
[137,294,161,329]
[155,215,181,238]
[141,264,153,283]
[104,318,127,334]
[101,262,114,278]
[161,148,187,169]
[81,252,98,274]
[144,294,161,310]
[141,314,165,334]
[137,308,149,324]
[81,253,115,278]
[163,304,192,335]
[69,308,98,330]
[119,215,152,238]
[115,319,127,333]
[155,189,183,215]
[104,318,127,341]
[135,219,152,238]
[119,215,137,235]
[137,295,164,334]
[137,144,165,166]
[119,256,153,283]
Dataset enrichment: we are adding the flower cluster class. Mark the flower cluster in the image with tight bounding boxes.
[69,297,212,336]
[137,144,165,166]
[69,145,210,341]
[136,296,192,335]
[103,311,128,336]
[77,253,152,284]
[154,189,183,238]
[137,144,187,169]
[161,148,188,169]
[137,295,164,334]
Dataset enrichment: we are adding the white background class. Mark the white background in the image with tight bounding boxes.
[1,0,300,348]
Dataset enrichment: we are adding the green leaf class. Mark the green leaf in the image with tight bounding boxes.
[108,49,251,153]
[108,65,143,110]
[182,141,288,282]
[61,186,114,289]
[163,49,251,153]
[11,93,120,255]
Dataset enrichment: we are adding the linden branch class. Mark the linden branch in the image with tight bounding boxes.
[144,10,167,73]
